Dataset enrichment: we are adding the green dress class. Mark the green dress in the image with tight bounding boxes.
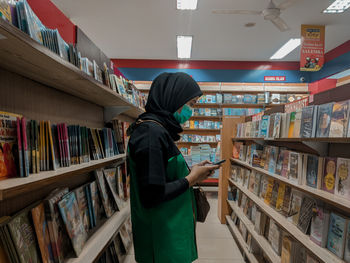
[128,153,197,263]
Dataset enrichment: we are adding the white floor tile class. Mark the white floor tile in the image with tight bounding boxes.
[196,238,243,260]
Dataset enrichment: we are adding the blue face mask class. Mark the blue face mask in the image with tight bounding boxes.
[174,104,193,124]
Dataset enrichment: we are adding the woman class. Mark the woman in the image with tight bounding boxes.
[127,72,219,263]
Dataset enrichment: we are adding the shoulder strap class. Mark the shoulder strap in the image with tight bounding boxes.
[135,119,165,130]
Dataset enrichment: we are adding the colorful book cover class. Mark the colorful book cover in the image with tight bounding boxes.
[34,120,39,173]
[300,105,316,138]
[44,188,71,263]
[259,115,269,138]
[275,148,286,175]
[292,109,302,138]
[95,169,115,217]
[287,189,303,225]
[260,146,269,169]
[104,168,125,210]
[344,220,350,262]
[31,203,55,263]
[21,117,30,177]
[47,121,57,170]
[275,182,286,212]
[288,112,296,138]
[329,100,349,137]
[232,142,242,159]
[264,177,275,205]
[273,113,281,138]
[7,207,41,263]
[268,114,275,139]
[322,157,337,194]
[297,196,315,234]
[281,150,290,178]
[326,212,347,258]
[268,219,281,255]
[84,184,95,228]
[58,192,88,256]
[0,0,12,23]
[310,206,330,247]
[316,102,334,138]
[252,149,263,168]
[16,117,24,177]
[288,152,300,185]
[270,180,280,208]
[268,146,279,174]
[30,120,36,173]
[259,175,269,199]
[117,166,125,199]
[89,181,104,227]
[248,171,256,193]
[281,185,292,216]
[281,235,293,263]
[306,155,319,189]
[335,158,350,200]
[74,186,91,232]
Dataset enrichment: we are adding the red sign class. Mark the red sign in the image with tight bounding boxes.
[264,76,286,81]
[284,97,309,113]
[300,25,325,72]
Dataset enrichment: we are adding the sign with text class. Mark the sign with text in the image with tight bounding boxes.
[300,25,325,72]
[264,76,286,82]
[284,97,309,113]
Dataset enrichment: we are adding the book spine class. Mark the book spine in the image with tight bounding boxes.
[63,124,71,166]
[46,121,50,171]
[35,120,39,173]
[312,106,318,138]
[16,117,24,177]
[21,117,29,177]
[31,120,36,174]
[317,157,324,189]
[47,121,56,170]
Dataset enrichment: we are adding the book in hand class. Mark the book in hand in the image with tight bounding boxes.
[316,102,334,138]
[326,212,347,258]
[58,192,88,256]
[329,100,350,137]
[335,158,350,200]
[322,157,337,194]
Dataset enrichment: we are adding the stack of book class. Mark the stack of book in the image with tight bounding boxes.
[236,100,350,139]
[180,134,221,143]
[192,108,223,117]
[0,111,128,179]
[224,108,263,116]
[183,120,222,130]
[0,166,130,262]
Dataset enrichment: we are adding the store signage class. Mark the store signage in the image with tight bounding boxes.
[300,25,325,72]
[252,112,264,122]
[264,76,286,81]
[284,97,309,113]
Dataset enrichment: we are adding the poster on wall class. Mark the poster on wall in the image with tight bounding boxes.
[300,25,325,72]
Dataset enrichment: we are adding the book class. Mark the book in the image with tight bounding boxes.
[58,192,88,256]
[288,152,302,185]
[326,212,347,258]
[329,100,350,137]
[300,105,318,138]
[306,253,319,263]
[264,178,275,205]
[281,235,293,263]
[288,189,303,225]
[17,117,24,177]
[310,205,330,247]
[275,182,286,212]
[281,150,290,178]
[116,166,125,200]
[275,148,286,175]
[259,175,269,199]
[273,113,281,138]
[31,203,55,263]
[6,204,41,263]
[270,180,280,208]
[322,157,337,194]
[260,146,269,169]
[335,158,350,200]
[292,109,302,138]
[297,196,315,233]
[119,225,132,252]
[316,102,334,138]
[268,146,279,174]
[344,220,350,262]
[288,112,296,138]
[95,169,115,217]
[44,188,71,263]
[21,117,30,177]
[281,185,292,216]
[74,185,91,232]
[271,93,281,104]
[268,114,275,139]
[268,219,282,255]
[259,115,269,138]
[104,168,125,210]
[254,209,267,235]
[305,154,322,189]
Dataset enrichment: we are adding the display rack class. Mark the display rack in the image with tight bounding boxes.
[0,17,140,262]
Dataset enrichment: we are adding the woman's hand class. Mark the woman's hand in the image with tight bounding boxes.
[186,162,220,187]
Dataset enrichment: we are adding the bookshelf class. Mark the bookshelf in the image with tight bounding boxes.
[226,201,280,263]
[228,178,345,263]
[0,154,126,201]
[65,204,130,263]
[0,12,138,262]
[193,103,280,109]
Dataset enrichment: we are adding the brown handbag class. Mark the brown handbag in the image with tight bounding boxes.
[193,186,210,223]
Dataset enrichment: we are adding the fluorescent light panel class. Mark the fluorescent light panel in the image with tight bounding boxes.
[323,0,350,13]
[177,0,198,10]
[177,36,192,59]
[270,38,301,60]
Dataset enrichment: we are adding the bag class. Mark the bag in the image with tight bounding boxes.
[131,119,211,222]
[193,186,210,223]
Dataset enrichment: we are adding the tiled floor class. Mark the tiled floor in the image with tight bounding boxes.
[124,191,244,263]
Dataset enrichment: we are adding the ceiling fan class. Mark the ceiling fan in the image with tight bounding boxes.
[212,0,301,32]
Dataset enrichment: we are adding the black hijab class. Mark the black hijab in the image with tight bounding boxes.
[135,72,202,141]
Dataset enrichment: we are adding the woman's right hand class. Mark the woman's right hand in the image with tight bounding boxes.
[186,164,219,187]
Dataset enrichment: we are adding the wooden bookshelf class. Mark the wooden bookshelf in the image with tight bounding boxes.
[232,137,350,144]
[190,115,222,120]
[0,19,143,120]
[177,141,218,145]
[183,128,220,133]
[65,203,130,263]
[193,103,281,109]
[0,154,126,201]
[226,215,259,263]
[230,158,350,211]
[227,201,280,263]
[228,178,345,263]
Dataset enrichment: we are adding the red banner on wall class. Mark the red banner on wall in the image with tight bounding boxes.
[300,25,325,72]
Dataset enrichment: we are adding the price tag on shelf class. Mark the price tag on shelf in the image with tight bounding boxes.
[284,97,309,113]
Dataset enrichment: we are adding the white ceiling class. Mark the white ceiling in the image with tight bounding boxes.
[51,0,350,61]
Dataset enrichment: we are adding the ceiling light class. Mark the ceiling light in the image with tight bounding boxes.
[177,0,198,10]
[270,38,301,60]
[323,0,350,13]
[177,36,192,59]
